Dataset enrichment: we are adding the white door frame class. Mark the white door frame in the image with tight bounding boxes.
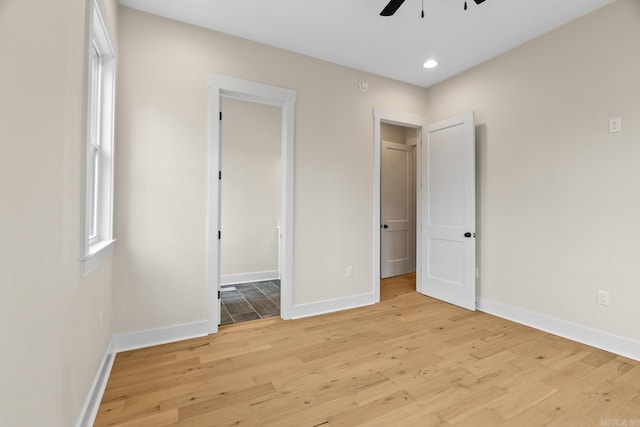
[208,75,296,333]
[373,107,427,301]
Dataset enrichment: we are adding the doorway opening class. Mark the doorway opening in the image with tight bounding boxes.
[380,122,419,301]
[207,75,296,334]
[380,124,418,278]
[373,108,427,303]
[219,97,282,325]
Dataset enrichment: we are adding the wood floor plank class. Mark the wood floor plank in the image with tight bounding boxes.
[177,382,277,421]
[501,407,554,426]
[117,408,179,427]
[356,402,445,427]
[491,380,557,420]
[449,408,505,426]
[406,382,471,416]
[436,385,508,424]
[327,390,415,426]
[246,371,391,423]
[95,274,640,426]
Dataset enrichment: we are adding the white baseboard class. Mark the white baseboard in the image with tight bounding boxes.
[112,321,209,353]
[75,337,116,427]
[76,321,209,426]
[220,271,279,285]
[288,292,377,320]
[478,298,640,362]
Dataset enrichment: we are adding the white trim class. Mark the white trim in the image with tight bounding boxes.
[80,239,115,275]
[208,75,296,334]
[112,321,209,353]
[478,298,640,362]
[373,107,428,300]
[75,337,115,427]
[91,0,117,57]
[288,293,377,320]
[220,271,279,286]
[81,0,116,276]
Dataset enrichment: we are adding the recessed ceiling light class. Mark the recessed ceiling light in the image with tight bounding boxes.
[423,59,439,69]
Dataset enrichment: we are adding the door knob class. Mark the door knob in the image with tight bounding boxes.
[464,232,472,238]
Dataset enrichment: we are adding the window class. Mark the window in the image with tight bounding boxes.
[81,0,116,275]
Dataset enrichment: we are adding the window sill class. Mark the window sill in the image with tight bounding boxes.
[81,239,116,276]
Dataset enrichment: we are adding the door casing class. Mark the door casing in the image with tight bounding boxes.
[373,107,427,301]
[208,75,296,333]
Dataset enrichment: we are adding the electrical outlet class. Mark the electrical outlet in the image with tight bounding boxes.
[597,290,610,306]
[346,265,353,278]
[609,117,622,133]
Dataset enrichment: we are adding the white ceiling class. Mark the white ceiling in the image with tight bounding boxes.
[118,0,613,88]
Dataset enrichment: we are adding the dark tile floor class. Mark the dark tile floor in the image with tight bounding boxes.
[220,280,281,325]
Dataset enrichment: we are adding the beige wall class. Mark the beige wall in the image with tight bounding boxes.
[113,7,428,332]
[0,0,118,425]
[381,122,407,143]
[220,98,281,279]
[381,123,418,145]
[427,0,640,342]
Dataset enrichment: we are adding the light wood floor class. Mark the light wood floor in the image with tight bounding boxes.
[96,274,640,426]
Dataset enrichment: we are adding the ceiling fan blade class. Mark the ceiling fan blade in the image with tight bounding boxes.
[380,0,406,16]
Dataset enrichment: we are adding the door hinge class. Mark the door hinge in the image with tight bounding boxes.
[218,290,221,299]
[219,170,222,180]
[218,230,221,240]
[219,111,222,120]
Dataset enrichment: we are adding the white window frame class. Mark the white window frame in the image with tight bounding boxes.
[81,0,116,276]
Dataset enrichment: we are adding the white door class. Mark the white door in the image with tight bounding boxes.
[420,112,476,310]
[381,140,414,278]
